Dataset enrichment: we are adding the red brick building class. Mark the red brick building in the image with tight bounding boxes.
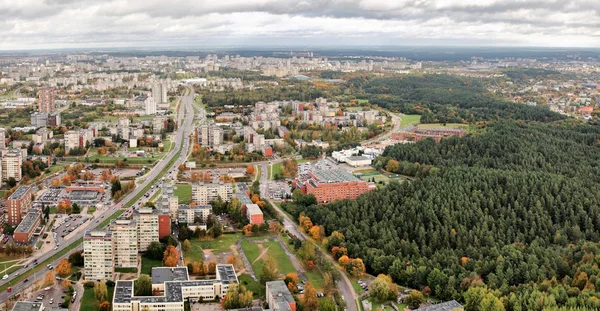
[295,168,373,203]
[246,204,264,225]
[7,186,33,226]
[158,214,171,239]
[13,211,41,243]
[392,126,466,143]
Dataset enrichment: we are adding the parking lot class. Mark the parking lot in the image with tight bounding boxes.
[52,215,92,245]
[27,280,80,309]
[35,187,65,204]
[266,180,292,199]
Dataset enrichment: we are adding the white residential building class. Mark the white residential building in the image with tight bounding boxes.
[1,150,22,181]
[177,204,212,224]
[0,128,5,149]
[84,231,114,281]
[145,96,157,115]
[152,82,168,104]
[109,219,138,268]
[192,182,232,205]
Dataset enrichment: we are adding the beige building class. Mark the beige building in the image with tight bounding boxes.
[134,208,170,252]
[152,115,167,134]
[110,219,138,268]
[192,182,232,205]
[1,150,21,182]
[177,204,212,224]
[38,87,55,113]
[64,130,80,153]
[84,231,114,281]
[113,265,238,311]
[0,127,6,149]
[198,125,222,148]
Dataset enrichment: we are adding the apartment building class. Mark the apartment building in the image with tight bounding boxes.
[13,210,41,243]
[294,168,373,203]
[84,231,114,281]
[152,83,168,104]
[38,87,55,113]
[177,204,212,225]
[158,183,179,219]
[266,280,297,311]
[1,150,22,182]
[198,125,223,148]
[152,115,167,134]
[192,182,232,205]
[7,186,32,226]
[0,127,5,149]
[109,219,138,268]
[134,208,170,252]
[64,129,94,153]
[113,265,238,311]
[145,97,157,115]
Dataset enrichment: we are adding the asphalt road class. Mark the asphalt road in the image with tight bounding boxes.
[0,87,201,304]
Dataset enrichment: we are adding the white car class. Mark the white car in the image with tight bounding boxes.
[2,274,8,280]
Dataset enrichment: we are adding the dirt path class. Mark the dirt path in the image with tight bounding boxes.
[251,243,272,266]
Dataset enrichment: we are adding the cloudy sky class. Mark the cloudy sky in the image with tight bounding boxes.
[0,0,599,50]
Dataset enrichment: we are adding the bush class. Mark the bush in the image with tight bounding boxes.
[84,281,95,288]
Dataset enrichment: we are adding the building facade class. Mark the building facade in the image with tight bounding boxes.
[192,182,232,205]
[177,204,212,224]
[7,186,32,226]
[266,280,296,311]
[246,204,264,225]
[294,168,372,203]
[13,210,41,243]
[135,208,170,252]
[1,150,22,182]
[84,231,114,281]
[38,87,55,113]
[109,219,138,268]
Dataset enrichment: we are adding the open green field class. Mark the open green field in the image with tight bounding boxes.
[46,165,65,174]
[115,267,138,273]
[87,207,96,214]
[149,189,162,202]
[141,257,162,275]
[241,236,296,278]
[65,155,155,165]
[255,165,261,181]
[184,234,242,263]
[81,284,115,311]
[238,273,265,299]
[400,114,421,126]
[267,165,272,180]
[354,168,377,175]
[272,163,283,178]
[0,256,20,264]
[297,159,312,164]
[417,123,468,129]
[359,174,392,184]
[174,184,192,204]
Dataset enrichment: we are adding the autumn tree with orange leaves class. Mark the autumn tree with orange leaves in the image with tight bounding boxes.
[163,245,179,267]
[56,259,72,278]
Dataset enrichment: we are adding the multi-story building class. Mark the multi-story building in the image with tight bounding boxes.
[32,128,53,145]
[246,204,264,225]
[0,127,5,149]
[152,83,168,104]
[38,87,55,113]
[30,112,48,128]
[177,204,212,225]
[1,150,22,182]
[64,129,94,153]
[84,230,114,281]
[152,115,167,134]
[145,96,157,115]
[192,182,232,205]
[109,219,138,268]
[158,183,179,219]
[47,113,61,126]
[293,168,373,203]
[7,186,32,225]
[266,280,297,311]
[134,208,170,252]
[113,265,238,311]
[13,210,41,243]
[198,125,223,148]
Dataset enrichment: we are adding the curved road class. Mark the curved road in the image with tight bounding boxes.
[0,87,201,303]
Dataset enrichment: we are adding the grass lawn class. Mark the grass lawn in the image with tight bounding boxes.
[115,267,138,273]
[65,155,155,165]
[87,207,96,214]
[267,165,272,180]
[185,234,242,263]
[255,165,261,181]
[81,284,115,311]
[297,159,312,164]
[49,207,58,214]
[174,184,192,204]
[241,236,296,278]
[366,297,405,311]
[0,256,20,263]
[354,168,377,175]
[400,114,421,126]
[305,270,324,290]
[46,165,65,174]
[238,273,265,299]
[359,174,391,184]
[36,241,43,249]
[150,189,162,202]
[141,257,163,275]
[272,163,283,178]
[350,277,366,295]
[417,123,467,129]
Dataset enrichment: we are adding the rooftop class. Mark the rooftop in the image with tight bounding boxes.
[8,186,31,201]
[11,302,43,311]
[14,210,41,233]
[311,168,359,183]
[84,230,112,239]
[216,264,238,284]
[415,300,464,311]
[347,155,370,161]
[151,267,189,284]
[266,280,295,310]
[246,204,262,216]
[236,193,253,205]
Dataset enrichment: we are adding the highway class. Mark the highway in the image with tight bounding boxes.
[0,87,201,303]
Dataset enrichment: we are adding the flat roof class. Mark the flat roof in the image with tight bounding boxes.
[9,186,31,201]
[84,230,112,239]
[236,193,253,205]
[217,264,238,284]
[11,302,43,311]
[152,267,189,284]
[415,300,464,311]
[266,280,295,309]
[347,155,370,161]
[15,211,41,233]
[312,168,359,183]
[246,204,262,216]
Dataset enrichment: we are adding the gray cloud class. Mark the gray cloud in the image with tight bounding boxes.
[0,0,598,49]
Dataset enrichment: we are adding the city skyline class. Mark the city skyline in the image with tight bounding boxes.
[1,0,599,50]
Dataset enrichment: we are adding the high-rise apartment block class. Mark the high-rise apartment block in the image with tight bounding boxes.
[38,87,55,113]
[109,219,138,268]
[134,208,170,252]
[152,115,167,134]
[192,182,232,205]
[152,83,168,104]
[0,128,5,149]
[84,230,114,281]
[199,125,223,148]
[1,150,22,182]
[145,96,157,115]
